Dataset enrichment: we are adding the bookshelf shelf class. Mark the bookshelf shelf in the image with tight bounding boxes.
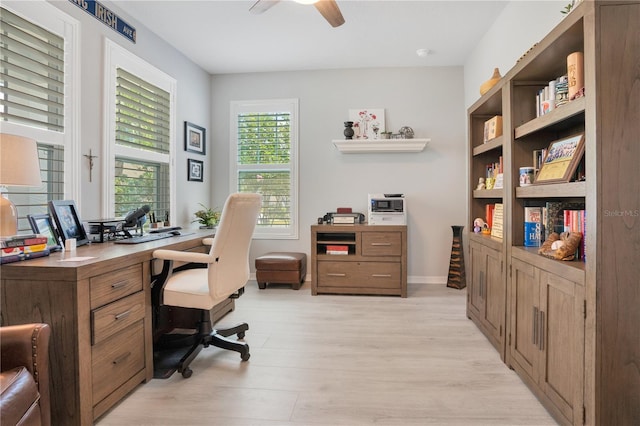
[515,181,586,198]
[473,188,504,199]
[332,138,430,153]
[473,135,504,156]
[514,96,586,139]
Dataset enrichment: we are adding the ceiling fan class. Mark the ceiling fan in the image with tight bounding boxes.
[250,0,345,28]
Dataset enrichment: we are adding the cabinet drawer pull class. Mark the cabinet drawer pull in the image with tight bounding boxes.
[114,310,131,321]
[326,273,346,277]
[111,280,128,289]
[371,274,391,278]
[371,242,391,246]
[539,311,545,351]
[532,306,539,345]
[112,351,131,365]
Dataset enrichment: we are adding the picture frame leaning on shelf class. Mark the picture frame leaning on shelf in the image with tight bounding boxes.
[535,132,585,184]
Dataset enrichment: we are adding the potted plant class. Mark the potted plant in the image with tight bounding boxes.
[192,203,221,229]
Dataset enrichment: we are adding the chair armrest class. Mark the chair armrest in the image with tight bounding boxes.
[202,237,214,246]
[152,249,212,264]
[0,323,51,426]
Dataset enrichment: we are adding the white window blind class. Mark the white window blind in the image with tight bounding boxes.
[116,68,170,154]
[231,99,298,239]
[0,6,64,132]
[114,158,169,218]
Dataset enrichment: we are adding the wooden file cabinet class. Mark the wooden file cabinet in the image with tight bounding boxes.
[0,231,218,425]
[311,224,407,297]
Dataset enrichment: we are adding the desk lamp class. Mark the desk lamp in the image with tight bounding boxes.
[0,134,42,237]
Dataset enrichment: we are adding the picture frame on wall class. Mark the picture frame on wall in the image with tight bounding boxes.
[535,133,585,184]
[188,158,204,182]
[184,121,206,155]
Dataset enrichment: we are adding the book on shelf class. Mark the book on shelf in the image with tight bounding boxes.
[490,203,504,239]
[0,234,48,248]
[524,207,542,247]
[485,204,495,229]
[326,245,349,255]
[0,248,51,265]
[543,201,585,241]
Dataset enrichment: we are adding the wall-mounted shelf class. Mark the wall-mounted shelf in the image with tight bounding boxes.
[332,138,430,153]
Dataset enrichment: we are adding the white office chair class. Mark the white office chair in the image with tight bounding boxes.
[151,193,261,378]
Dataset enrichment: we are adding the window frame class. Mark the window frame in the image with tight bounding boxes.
[0,1,80,213]
[103,38,176,221]
[230,98,299,240]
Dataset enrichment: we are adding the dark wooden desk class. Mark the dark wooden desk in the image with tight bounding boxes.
[0,230,220,425]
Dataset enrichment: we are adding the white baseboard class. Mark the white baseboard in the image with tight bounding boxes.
[250,273,447,285]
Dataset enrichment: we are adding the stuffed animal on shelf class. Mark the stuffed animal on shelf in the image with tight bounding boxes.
[473,218,485,233]
[538,231,582,261]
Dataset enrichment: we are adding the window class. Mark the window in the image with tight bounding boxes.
[0,2,78,231]
[104,39,176,222]
[230,99,299,239]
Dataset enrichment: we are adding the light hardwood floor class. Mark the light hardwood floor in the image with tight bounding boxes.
[97,283,557,425]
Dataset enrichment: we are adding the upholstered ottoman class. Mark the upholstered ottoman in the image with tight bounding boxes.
[255,252,307,290]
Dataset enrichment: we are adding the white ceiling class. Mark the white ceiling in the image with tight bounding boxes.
[111,0,508,75]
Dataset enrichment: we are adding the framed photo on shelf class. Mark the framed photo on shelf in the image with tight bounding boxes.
[187,158,204,182]
[47,200,90,246]
[535,133,585,184]
[184,121,206,155]
[27,213,62,251]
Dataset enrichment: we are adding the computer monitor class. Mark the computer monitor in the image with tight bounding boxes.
[48,200,90,247]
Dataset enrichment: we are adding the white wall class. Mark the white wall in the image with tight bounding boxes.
[464,0,567,109]
[211,67,466,282]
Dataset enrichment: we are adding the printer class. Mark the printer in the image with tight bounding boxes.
[368,194,407,225]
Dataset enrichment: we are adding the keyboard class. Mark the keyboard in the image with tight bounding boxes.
[115,233,173,244]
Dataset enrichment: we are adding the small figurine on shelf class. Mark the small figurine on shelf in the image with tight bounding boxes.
[476,177,486,190]
[473,218,485,233]
[481,224,491,235]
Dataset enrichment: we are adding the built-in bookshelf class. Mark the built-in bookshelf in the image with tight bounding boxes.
[466,2,639,425]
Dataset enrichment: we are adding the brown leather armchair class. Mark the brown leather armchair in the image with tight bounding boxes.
[0,323,51,426]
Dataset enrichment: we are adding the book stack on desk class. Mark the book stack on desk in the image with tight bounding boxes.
[1,234,50,264]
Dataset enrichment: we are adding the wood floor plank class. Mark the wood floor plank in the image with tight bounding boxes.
[96,283,557,425]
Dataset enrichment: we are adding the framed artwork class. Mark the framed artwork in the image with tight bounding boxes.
[188,158,204,182]
[348,108,385,140]
[48,200,90,246]
[27,213,62,251]
[535,133,585,184]
[184,121,206,155]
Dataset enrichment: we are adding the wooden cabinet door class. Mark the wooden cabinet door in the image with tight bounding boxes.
[538,270,585,424]
[510,257,539,381]
[483,246,504,349]
[467,241,484,318]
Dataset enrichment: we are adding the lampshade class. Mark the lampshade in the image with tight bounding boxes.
[0,133,42,236]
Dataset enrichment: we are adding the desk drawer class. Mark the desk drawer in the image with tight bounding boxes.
[91,264,143,309]
[361,232,402,257]
[92,320,145,405]
[91,291,145,345]
[318,261,401,289]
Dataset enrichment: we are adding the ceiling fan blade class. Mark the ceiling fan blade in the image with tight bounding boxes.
[249,0,280,14]
[314,0,345,27]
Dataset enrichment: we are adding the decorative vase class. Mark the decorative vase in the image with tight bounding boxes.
[479,68,502,96]
[447,225,466,289]
[343,121,354,140]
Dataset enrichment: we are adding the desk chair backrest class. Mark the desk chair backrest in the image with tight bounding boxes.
[206,193,261,300]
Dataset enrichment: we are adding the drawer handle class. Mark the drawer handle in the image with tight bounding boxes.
[371,243,391,246]
[114,310,131,321]
[327,273,346,277]
[112,351,131,365]
[111,280,128,289]
[371,274,391,278]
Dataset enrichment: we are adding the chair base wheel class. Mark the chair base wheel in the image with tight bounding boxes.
[181,367,193,378]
